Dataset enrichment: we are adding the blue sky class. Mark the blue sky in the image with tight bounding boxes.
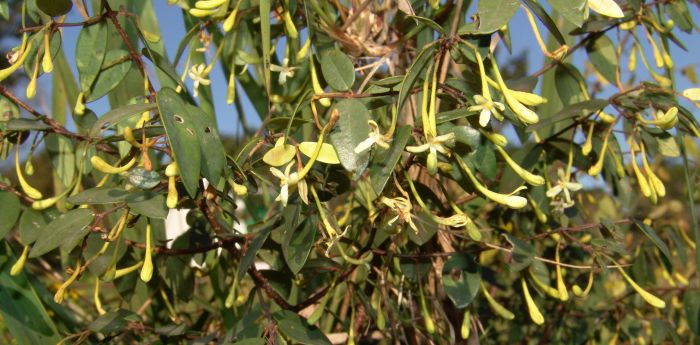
[19,1,700,136]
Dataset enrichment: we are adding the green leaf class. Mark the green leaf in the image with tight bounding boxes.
[45,134,75,188]
[260,0,271,94]
[186,104,226,187]
[90,103,158,136]
[0,192,20,240]
[18,209,56,245]
[156,87,202,197]
[458,0,519,35]
[655,132,680,157]
[127,167,161,190]
[407,15,446,35]
[29,208,94,258]
[0,243,61,344]
[684,290,700,335]
[89,309,141,334]
[87,49,133,102]
[76,22,108,92]
[521,0,568,46]
[273,310,332,345]
[4,118,52,131]
[329,99,371,173]
[237,217,279,282]
[634,220,673,268]
[127,191,168,219]
[36,0,72,17]
[370,125,411,196]
[503,233,535,271]
[320,49,355,91]
[549,0,587,27]
[586,35,618,85]
[282,215,315,275]
[555,63,588,106]
[442,253,481,308]
[396,44,436,115]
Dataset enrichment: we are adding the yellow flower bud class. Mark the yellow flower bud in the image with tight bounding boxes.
[140,223,154,282]
[456,155,528,209]
[10,245,30,276]
[0,37,31,82]
[26,58,39,99]
[419,285,436,334]
[480,283,515,320]
[223,8,238,32]
[54,260,82,304]
[94,278,106,315]
[555,245,569,301]
[283,10,298,39]
[310,55,330,107]
[15,147,42,199]
[74,91,86,115]
[165,162,179,177]
[495,146,545,186]
[510,90,548,106]
[296,38,311,61]
[572,270,594,298]
[588,134,609,176]
[615,265,666,309]
[42,31,53,73]
[91,155,137,174]
[522,278,545,325]
[189,7,217,17]
[482,130,508,147]
[167,176,178,208]
[582,123,594,156]
[194,0,227,10]
[461,310,471,339]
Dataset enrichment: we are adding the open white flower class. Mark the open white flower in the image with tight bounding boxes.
[270,162,308,207]
[269,58,298,85]
[468,94,505,127]
[188,64,211,97]
[354,120,391,153]
[546,168,583,209]
[406,132,455,175]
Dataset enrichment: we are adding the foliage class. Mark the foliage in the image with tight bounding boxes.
[0,0,699,343]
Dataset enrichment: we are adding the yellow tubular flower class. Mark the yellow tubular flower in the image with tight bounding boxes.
[310,55,330,107]
[296,38,311,61]
[42,30,53,73]
[74,92,86,115]
[140,223,153,282]
[283,10,298,39]
[529,269,561,299]
[588,132,609,176]
[640,143,665,197]
[419,285,436,334]
[481,283,515,320]
[572,269,595,297]
[10,245,30,276]
[582,122,595,156]
[26,57,39,99]
[15,145,42,199]
[495,146,545,186]
[629,44,637,72]
[481,130,508,147]
[491,59,539,125]
[461,310,471,339]
[54,260,82,304]
[555,244,569,301]
[455,155,527,209]
[113,261,143,279]
[167,176,178,208]
[629,142,651,197]
[32,185,73,210]
[615,264,666,309]
[0,37,31,82]
[522,278,545,325]
[94,278,106,315]
[194,0,227,10]
[91,155,137,174]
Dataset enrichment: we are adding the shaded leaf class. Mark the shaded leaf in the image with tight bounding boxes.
[320,49,355,91]
[329,99,371,173]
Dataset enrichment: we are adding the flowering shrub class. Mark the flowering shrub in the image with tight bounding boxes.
[0,0,699,343]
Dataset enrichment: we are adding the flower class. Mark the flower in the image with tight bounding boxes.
[269,58,298,85]
[546,168,583,209]
[270,162,308,207]
[381,196,418,233]
[354,120,391,153]
[406,132,455,175]
[468,94,505,127]
[188,64,211,97]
